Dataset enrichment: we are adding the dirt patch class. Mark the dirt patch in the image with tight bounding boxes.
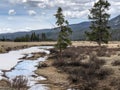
[35,59,69,90]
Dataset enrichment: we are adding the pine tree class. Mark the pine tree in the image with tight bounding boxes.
[55,7,72,60]
[86,0,111,46]
[31,32,37,41]
[41,33,46,41]
[25,34,30,42]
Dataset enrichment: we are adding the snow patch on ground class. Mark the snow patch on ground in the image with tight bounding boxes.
[5,57,47,86]
[0,70,3,80]
[0,46,52,70]
[29,84,49,90]
[27,53,33,58]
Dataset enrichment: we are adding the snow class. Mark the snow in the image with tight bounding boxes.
[0,46,53,90]
[0,46,52,70]
[5,57,47,86]
[0,51,23,70]
[27,53,33,58]
[0,70,3,80]
[29,84,49,90]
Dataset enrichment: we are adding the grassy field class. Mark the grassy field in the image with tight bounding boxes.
[0,41,56,53]
[0,41,120,53]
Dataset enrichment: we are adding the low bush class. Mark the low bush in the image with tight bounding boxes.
[96,68,113,80]
[112,60,120,66]
[52,59,67,67]
[49,48,58,54]
[10,75,28,90]
[51,46,117,90]
[110,77,120,90]
[37,62,48,68]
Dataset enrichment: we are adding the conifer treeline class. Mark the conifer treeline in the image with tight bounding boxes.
[14,32,47,42]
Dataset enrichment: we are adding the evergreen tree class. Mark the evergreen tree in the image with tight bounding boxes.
[41,33,46,41]
[14,33,40,42]
[30,33,34,41]
[2,36,5,41]
[55,7,72,60]
[31,32,37,41]
[25,34,30,42]
[36,34,40,41]
[86,0,111,46]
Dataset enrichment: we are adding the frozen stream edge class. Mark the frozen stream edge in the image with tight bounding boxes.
[0,46,53,90]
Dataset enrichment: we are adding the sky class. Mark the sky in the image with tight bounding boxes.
[0,0,120,33]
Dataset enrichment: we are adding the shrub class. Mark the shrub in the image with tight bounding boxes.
[52,59,67,67]
[49,48,58,54]
[52,46,118,89]
[0,79,10,87]
[112,60,120,66]
[68,74,81,83]
[10,76,28,90]
[37,62,48,68]
[96,68,113,80]
[89,54,106,65]
[110,77,120,89]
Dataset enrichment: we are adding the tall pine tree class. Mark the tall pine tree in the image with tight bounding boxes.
[86,0,111,46]
[55,7,72,60]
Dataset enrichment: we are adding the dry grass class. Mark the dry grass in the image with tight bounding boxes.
[35,59,69,90]
[0,41,56,53]
[0,79,10,88]
[112,60,120,66]
[51,45,120,90]
[0,41,120,53]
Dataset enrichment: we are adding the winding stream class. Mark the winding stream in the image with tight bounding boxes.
[0,46,53,90]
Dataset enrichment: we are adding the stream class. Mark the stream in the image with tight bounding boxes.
[0,46,53,90]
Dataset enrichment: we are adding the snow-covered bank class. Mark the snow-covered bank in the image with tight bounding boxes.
[0,46,53,90]
[0,46,51,70]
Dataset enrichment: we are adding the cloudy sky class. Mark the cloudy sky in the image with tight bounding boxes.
[0,0,120,33]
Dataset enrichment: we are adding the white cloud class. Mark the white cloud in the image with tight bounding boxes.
[28,10,37,16]
[41,12,46,15]
[0,28,12,34]
[22,0,27,3]
[9,0,28,4]
[25,27,32,30]
[7,0,120,19]
[38,3,46,8]
[63,10,89,19]
[8,9,16,15]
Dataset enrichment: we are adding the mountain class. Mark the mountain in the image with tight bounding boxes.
[0,22,91,41]
[0,15,120,41]
[109,15,120,40]
[109,15,120,29]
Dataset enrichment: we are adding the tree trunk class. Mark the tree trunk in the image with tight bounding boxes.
[59,47,62,61]
[98,41,101,47]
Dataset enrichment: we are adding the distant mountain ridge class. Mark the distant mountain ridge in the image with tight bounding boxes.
[0,15,120,40]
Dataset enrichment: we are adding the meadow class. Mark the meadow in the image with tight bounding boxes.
[0,41,120,90]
